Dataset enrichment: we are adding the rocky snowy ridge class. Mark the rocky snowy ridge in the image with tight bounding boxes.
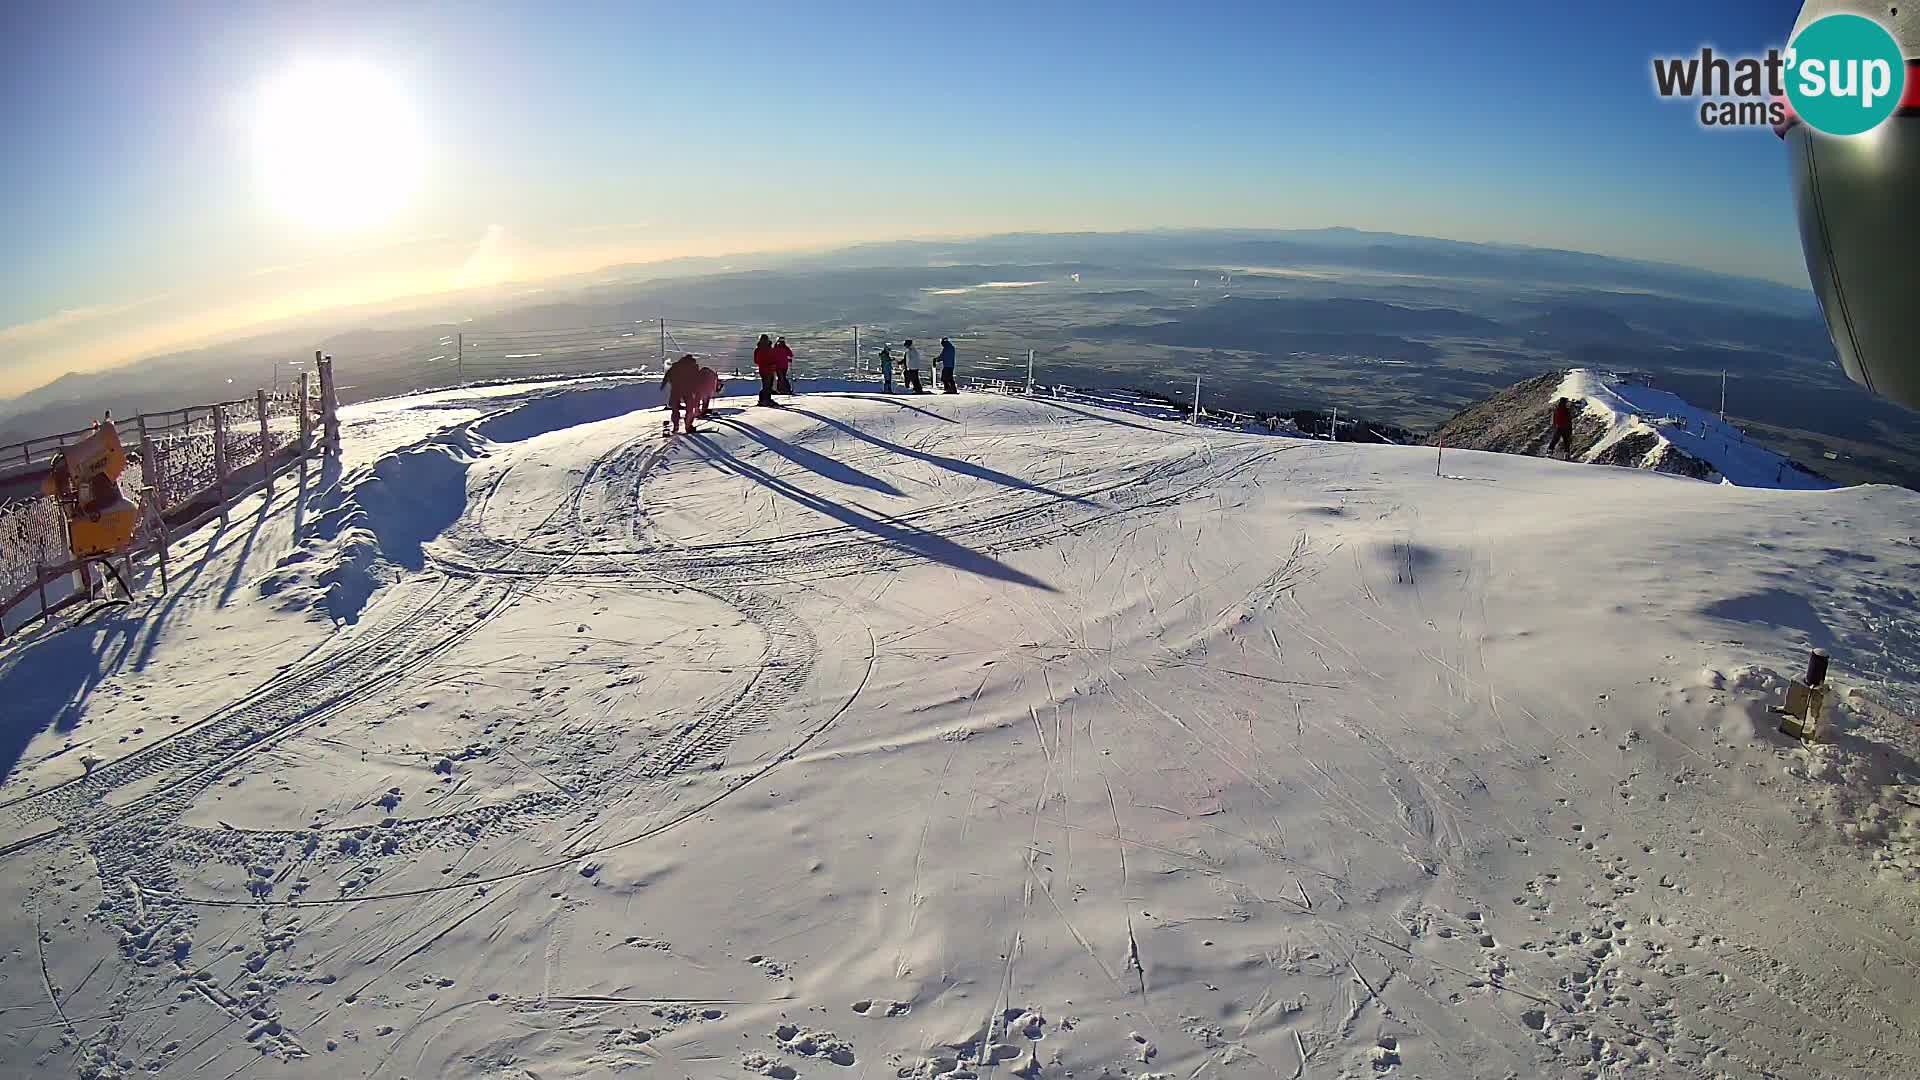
[1427,368,1834,489]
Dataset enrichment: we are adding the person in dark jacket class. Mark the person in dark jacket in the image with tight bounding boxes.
[752,334,779,406]
[1548,397,1575,459]
[877,344,895,393]
[772,336,796,395]
[662,354,703,433]
[937,337,958,394]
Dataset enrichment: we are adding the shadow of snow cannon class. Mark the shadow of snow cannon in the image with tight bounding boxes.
[1780,2,1920,410]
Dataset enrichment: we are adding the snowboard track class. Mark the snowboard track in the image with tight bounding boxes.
[0,420,833,1068]
[0,403,1291,1073]
[427,441,1301,587]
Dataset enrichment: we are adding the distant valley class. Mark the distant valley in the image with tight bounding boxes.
[4,228,1916,491]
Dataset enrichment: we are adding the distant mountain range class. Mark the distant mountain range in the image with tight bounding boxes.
[2,225,1825,417]
[7,227,1909,490]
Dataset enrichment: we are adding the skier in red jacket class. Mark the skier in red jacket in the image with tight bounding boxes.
[772,336,796,396]
[752,334,779,407]
[1548,397,1574,459]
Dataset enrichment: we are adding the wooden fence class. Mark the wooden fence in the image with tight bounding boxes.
[0,358,342,639]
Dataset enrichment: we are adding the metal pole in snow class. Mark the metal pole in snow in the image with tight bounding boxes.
[1191,374,1202,423]
[1720,370,1727,422]
[658,318,666,367]
[1437,436,1444,476]
[298,372,312,455]
[211,404,229,524]
[854,326,861,376]
[1027,350,1035,395]
[456,332,464,385]
[257,388,272,497]
[1330,407,1339,441]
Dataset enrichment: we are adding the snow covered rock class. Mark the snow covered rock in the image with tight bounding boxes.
[1427,368,1835,489]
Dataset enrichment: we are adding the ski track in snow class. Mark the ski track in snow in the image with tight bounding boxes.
[0,375,1916,1079]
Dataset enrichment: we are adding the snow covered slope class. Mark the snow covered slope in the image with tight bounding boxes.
[1429,369,1835,490]
[0,375,1916,1080]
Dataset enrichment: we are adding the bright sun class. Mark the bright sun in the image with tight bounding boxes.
[253,60,425,229]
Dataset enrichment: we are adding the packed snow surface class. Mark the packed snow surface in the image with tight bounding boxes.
[1,375,1917,1079]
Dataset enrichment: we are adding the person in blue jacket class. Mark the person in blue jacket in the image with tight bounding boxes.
[937,337,958,394]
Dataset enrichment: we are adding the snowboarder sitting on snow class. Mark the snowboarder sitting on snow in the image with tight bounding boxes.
[772,336,796,396]
[1548,397,1575,459]
[753,334,779,407]
[663,354,704,433]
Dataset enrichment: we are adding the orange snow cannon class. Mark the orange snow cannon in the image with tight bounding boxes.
[42,418,140,558]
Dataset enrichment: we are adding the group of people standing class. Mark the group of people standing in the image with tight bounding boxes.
[752,334,796,407]
[666,332,964,431]
[876,337,958,395]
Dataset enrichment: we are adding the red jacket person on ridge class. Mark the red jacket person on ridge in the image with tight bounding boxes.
[1548,397,1575,460]
[772,336,796,396]
[752,334,779,407]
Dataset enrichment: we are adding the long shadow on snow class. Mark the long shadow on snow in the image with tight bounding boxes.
[784,406,1095,507]
[0,607,145,789]
[712,415,905,497]
[1701,588,1838,651]
[136,454,344,670]
[685,430,1057,592]
[1028,396,1189,437]
[217,460,324,608]
[128,518,238,675]
[800,393,962,425]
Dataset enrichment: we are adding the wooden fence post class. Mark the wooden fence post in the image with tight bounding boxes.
[152,503,169,593]
[317,355,342,457]
[211,404,230,523]
[298,372,312,453]
[135,413,162,515]
[257,388,273,497]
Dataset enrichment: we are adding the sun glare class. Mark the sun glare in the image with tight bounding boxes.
[253,60,425,229]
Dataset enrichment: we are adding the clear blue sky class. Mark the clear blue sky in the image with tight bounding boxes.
[0,0,1810,394]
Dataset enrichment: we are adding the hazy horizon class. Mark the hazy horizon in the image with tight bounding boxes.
[2,1,1815,398]
[0,223,1821,403]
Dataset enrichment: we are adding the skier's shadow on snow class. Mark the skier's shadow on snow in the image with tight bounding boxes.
[803,394,960,424]
[1028,397,1182,437]
[711,416,905,497]
[783,406,1095,507]
[686,428,1057,592]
